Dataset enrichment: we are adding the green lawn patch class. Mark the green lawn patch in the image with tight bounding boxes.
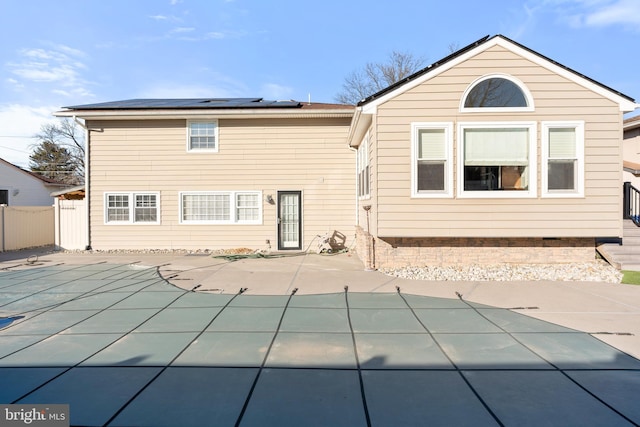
[621,270,640,285]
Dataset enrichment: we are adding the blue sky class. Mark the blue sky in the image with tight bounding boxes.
[1,0,639,168]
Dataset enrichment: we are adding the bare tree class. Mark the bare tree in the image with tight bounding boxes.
[335,51,427,105]
[31,118,85,184]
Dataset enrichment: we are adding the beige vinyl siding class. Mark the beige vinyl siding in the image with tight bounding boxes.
[374,45,623,238]
[87,117,355,250]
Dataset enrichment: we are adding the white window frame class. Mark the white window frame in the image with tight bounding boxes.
[357,132,370,199]
[460,74,535,113]
[104,192,161,225]
[457,122,537,199]
[541,121,585,198]
[179,191,262,225]
[186,120,219,152]
[411,122,454,198]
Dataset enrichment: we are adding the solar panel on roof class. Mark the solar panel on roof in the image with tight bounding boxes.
[64,98,302,110]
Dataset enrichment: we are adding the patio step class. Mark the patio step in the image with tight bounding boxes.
[597,220,640,271]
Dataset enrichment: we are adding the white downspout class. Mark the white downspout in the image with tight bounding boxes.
[348,145,359,227]
[73,116,91,250]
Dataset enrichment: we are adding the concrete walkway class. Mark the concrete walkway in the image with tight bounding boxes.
[1,249,640,426]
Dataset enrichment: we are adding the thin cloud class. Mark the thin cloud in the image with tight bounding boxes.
[261,83,294,100]
[539,0,640,30]
[138,77,250,99]
[149,14,183,23]
[165,29,245,42]
[205,32,227,40]
[51,44,87,58]
[0,103,59,167]
[582,0,640,26]
[6,44,95,100]
[170,27,195,34]
[52,87,94,98]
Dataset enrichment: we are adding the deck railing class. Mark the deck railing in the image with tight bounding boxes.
[623,182,640,226]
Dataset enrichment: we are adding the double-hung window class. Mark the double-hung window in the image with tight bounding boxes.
[187,120,218,152]
[236,193,260,221]
[357,133,370,198]
[105,192,160,224]
[542,121,584,197]
[411,123,453,197]
[457,122,537,198]
[180,191,262,224]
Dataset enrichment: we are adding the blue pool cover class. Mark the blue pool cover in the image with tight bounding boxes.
[0,263,639,426]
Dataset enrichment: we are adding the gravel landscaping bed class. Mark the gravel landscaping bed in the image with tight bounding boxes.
[380,260,623,283]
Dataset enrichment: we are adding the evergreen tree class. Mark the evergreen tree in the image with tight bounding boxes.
[29,140,78,184]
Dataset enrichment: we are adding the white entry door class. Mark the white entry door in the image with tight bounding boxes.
[278,191,301,250]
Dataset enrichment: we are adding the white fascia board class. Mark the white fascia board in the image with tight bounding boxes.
[53,109,354,120]
[360,36,636,113]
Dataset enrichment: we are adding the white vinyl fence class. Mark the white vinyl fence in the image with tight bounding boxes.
[0,205,55,251]
[54,199,87,250]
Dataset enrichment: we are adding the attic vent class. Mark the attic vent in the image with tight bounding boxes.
[199,99,227,103]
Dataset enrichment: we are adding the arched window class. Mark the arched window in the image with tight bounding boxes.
[461,75,533,111]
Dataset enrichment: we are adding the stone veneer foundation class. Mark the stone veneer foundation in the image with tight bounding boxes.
[355,226,595,270]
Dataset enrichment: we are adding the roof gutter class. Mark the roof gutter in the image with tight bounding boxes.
[347,107,372,148]
[55,108,354,121]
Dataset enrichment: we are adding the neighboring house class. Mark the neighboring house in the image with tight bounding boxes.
[55,99,355,251]
[55,35,638,268]
[0,157,67,206]
[623,115,640,189]
[347,35,637,268]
